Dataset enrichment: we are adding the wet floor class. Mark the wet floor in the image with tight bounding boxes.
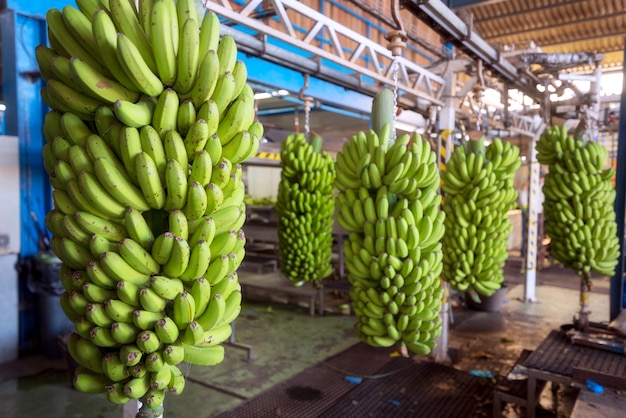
[0,261,615,417]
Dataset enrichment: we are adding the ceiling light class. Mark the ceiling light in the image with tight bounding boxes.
[277,89,289,96]
[253,92,272,100]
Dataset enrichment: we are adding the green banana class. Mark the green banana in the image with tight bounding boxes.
[173,18,200,95]
[150,0,177,86]
[115,32,163,97]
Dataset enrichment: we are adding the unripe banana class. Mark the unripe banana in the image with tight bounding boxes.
[102,351,130,382]
[110,321,140,345]
[132,309,165,331]
[139,287,168,313]
[172,291,196,330]
[119,344,143,367]
[74,367,111,394]
[119,238,160,275]
[163,343,185,365]
[155,317,180,344]
[136,330,161,354]
[162,235,191,277]
[104,298,136,323]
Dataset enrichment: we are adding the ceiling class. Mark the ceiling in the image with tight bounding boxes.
[448,0,625,72]
[255,0,625,144]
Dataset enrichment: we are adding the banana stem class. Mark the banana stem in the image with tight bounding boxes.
[135,399,163,418]
[465,137,485,153]
[577,272,592,331]
[309,133,323,154]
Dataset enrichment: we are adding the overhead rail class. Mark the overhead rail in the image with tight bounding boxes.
[203,0,446,111]
[402,0,544,103]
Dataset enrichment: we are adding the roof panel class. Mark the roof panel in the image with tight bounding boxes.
[456,0,625,68]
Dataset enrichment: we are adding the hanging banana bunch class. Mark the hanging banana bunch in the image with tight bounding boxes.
[441,138,520,296]
[334,89,445,355]
[536,125,619,278]
[38,0,261,410]
[276,133,336,285]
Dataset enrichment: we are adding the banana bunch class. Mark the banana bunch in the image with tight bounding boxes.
[276,133,336,285]
[37,0,261,408]
[536,125,619,277]
[334,89,445,356]
[441,138,520,296]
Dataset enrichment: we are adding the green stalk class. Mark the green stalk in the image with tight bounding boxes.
[371,88,395,144]
[308,133,323,154]
[135,401,163,418]
[465,136,485,154]
[577,271,591,331]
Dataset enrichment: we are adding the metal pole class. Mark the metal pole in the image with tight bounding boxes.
[524,134,540,302]
[433,69,457,363]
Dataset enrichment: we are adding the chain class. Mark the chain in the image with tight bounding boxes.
[475,92,483,132]
[304,98,312,138]
[474,60,485,133]
[392,56,399,143]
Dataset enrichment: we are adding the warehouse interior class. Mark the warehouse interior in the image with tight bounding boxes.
[1,0,626,417]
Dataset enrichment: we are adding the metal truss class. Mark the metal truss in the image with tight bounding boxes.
[203,0,446,111]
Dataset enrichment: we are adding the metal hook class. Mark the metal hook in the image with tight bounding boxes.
[386,0,407,57]
[473,60,486,132]
[298,74,314,136]
[298,74,310,101]
[390,0,405,34]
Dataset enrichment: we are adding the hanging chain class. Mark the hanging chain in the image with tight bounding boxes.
[474,59,486,133]
[475,89,484,132]
[386,0,407,145]
[303,98,312,138]
[392,57,400,142]
[294,107,300,133]
[298,74,312,139]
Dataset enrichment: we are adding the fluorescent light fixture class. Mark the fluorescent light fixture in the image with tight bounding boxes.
[254,89,290,100]
[253,92,272,100]
[0,104,6,111]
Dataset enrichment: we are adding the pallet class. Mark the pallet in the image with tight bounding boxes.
[493,349,547,417]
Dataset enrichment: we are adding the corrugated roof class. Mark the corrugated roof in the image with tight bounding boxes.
[454,0,625,70]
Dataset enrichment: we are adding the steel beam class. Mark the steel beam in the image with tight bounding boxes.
[402,0,543,102]
[204,0,445,110]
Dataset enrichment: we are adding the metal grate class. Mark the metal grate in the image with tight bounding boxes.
[320,357,493,418]
[217,342,493,418]
[523,330,626,378]
[215,343,397,418]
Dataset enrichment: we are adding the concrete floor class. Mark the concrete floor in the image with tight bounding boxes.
[0,260,617,418]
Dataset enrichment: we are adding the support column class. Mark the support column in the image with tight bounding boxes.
[524,135,541,302]
[0,10,51,257]
[433,69,457,363]
[610,42,626,320]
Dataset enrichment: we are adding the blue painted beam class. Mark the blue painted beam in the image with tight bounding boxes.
[1,10,51,257]
[240,53,374,116]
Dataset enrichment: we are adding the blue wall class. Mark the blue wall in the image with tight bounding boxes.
[2,0,75,256]
[7,0,73,17]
